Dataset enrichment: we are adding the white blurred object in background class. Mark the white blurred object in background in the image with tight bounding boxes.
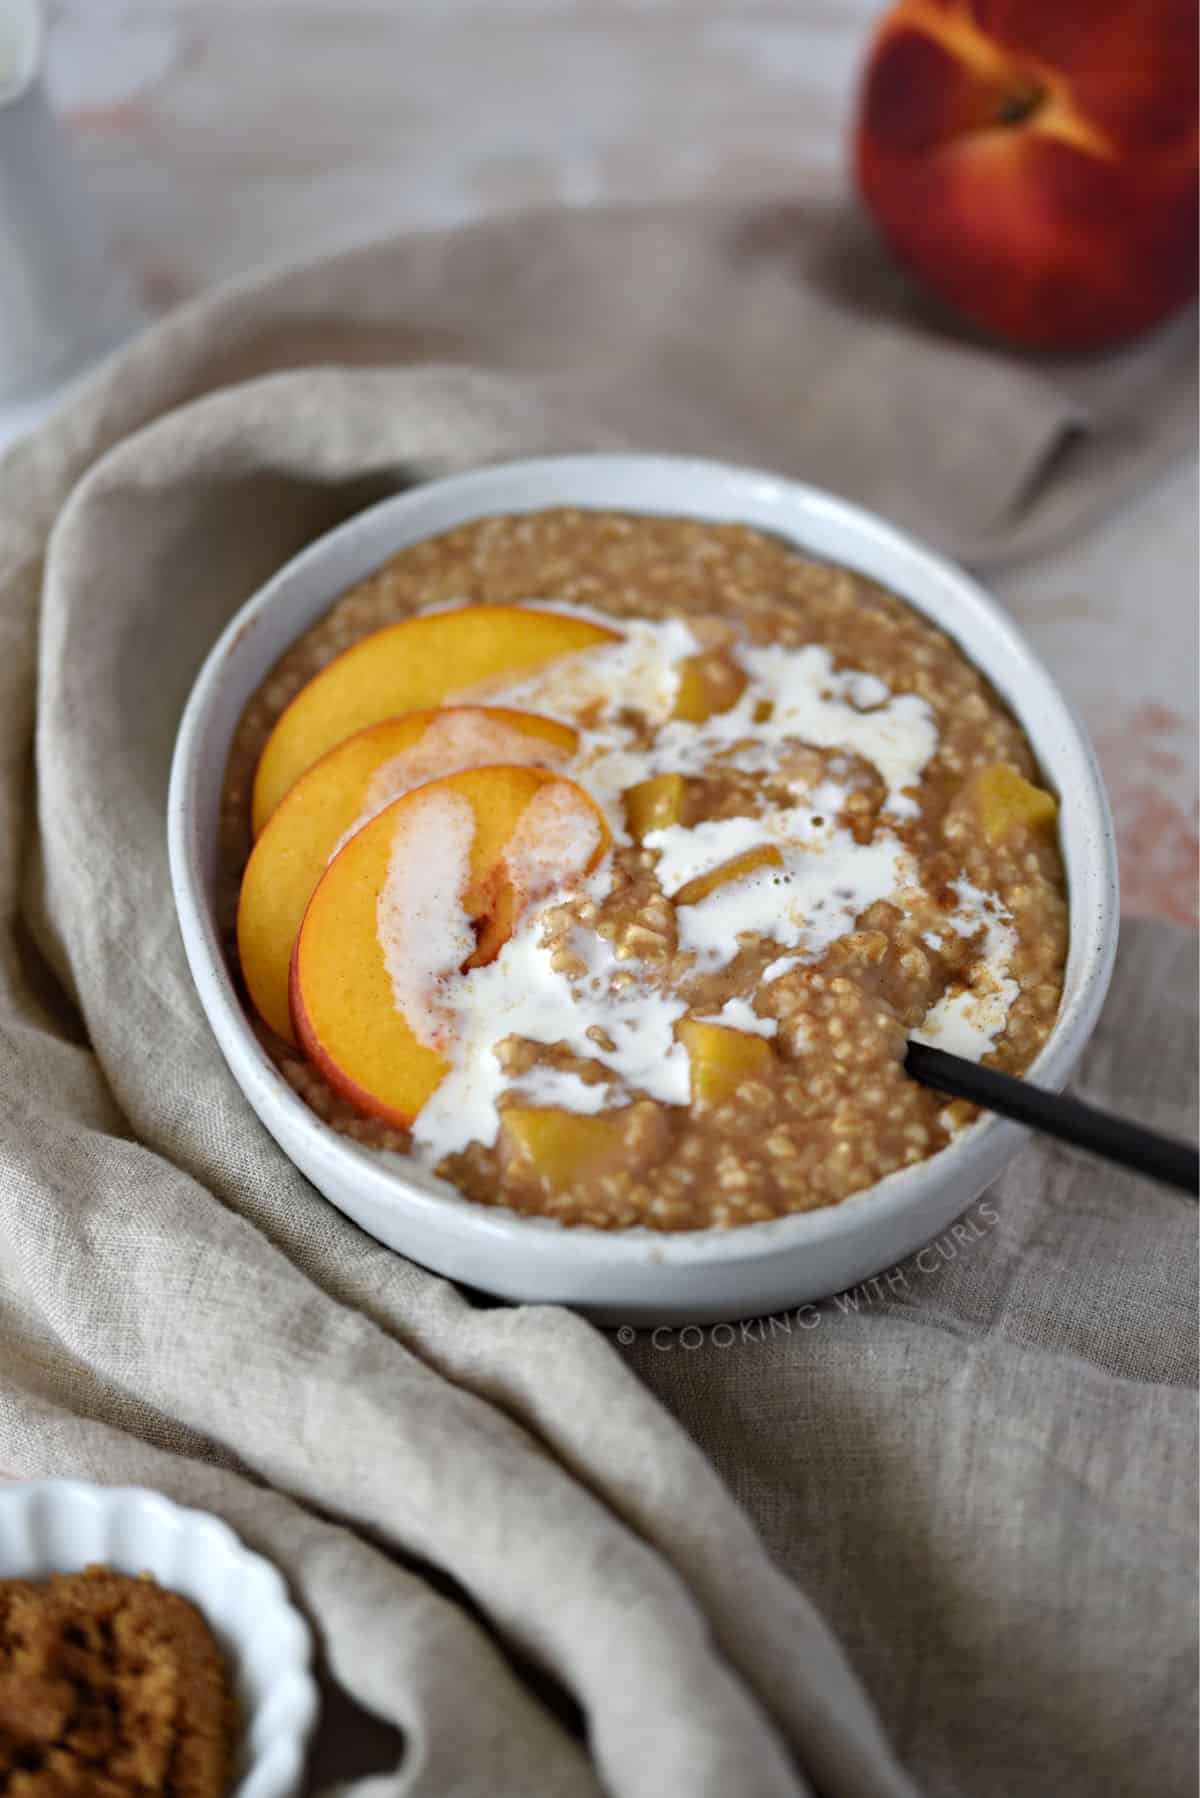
[0,0,139,431]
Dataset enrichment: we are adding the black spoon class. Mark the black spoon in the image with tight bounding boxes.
[905,1040,1199,1196]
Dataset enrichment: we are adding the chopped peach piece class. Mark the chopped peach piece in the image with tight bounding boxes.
[672,844,783,906]
[671,650,748,723]
[972,763,1059,844]
[251,603,618,834]
[677,1019,774,1108]
[239,706,578,1043]
[624,772,686,842]
[500,1106,637,1189]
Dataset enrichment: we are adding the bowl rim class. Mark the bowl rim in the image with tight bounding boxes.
[0,1477,319,1793]
[168,450,1119,1271]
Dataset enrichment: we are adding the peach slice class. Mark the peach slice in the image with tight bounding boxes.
[251,604,619,834]
[291,766,610,1129]
[971,763,1059,844]
[677,1019,774,1108]
[672,844,783,907]
[238,706,578,1043]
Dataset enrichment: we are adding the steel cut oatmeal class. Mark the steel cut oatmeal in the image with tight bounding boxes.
[222,509,1068,1231]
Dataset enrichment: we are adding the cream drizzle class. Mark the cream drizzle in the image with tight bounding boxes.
[357,602,1020,1161]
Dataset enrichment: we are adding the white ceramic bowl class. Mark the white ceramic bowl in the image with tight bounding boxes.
[168,453,1119,1325]
[0,1480,318,1796]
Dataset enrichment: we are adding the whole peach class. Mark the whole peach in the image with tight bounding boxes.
[854,0,1199,349]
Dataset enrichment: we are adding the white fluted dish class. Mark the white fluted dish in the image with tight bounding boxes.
[168,453,1120,1325]
[0,1480,318,1797]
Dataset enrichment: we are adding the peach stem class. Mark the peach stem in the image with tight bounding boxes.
[995,81,1045,127]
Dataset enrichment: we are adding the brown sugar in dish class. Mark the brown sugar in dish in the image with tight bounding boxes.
[0,1566,236,1798]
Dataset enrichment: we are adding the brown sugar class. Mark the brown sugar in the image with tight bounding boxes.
[0,1565,236,1797]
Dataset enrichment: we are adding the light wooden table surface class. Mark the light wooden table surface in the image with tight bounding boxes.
[34,0,1200,922]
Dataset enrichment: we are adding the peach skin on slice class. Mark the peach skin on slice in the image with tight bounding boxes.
[238,706,578,1043]
[291,765,610,1129]
[251,604,619,834]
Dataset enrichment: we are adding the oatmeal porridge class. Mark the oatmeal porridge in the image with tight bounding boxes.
[222,509,1068,1231]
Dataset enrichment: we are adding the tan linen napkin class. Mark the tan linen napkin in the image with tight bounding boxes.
[0,202,1196,1798]
[3,199,1195,577]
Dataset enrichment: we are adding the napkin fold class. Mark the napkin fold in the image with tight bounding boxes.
[0,202,1196,1798]
[5,199,1196,574]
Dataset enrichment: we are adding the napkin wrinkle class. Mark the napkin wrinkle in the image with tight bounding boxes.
[1001,420,1089,531]
[5,198,1193,568]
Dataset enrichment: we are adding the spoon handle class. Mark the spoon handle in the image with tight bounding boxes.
[905,1040,1200,1197]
